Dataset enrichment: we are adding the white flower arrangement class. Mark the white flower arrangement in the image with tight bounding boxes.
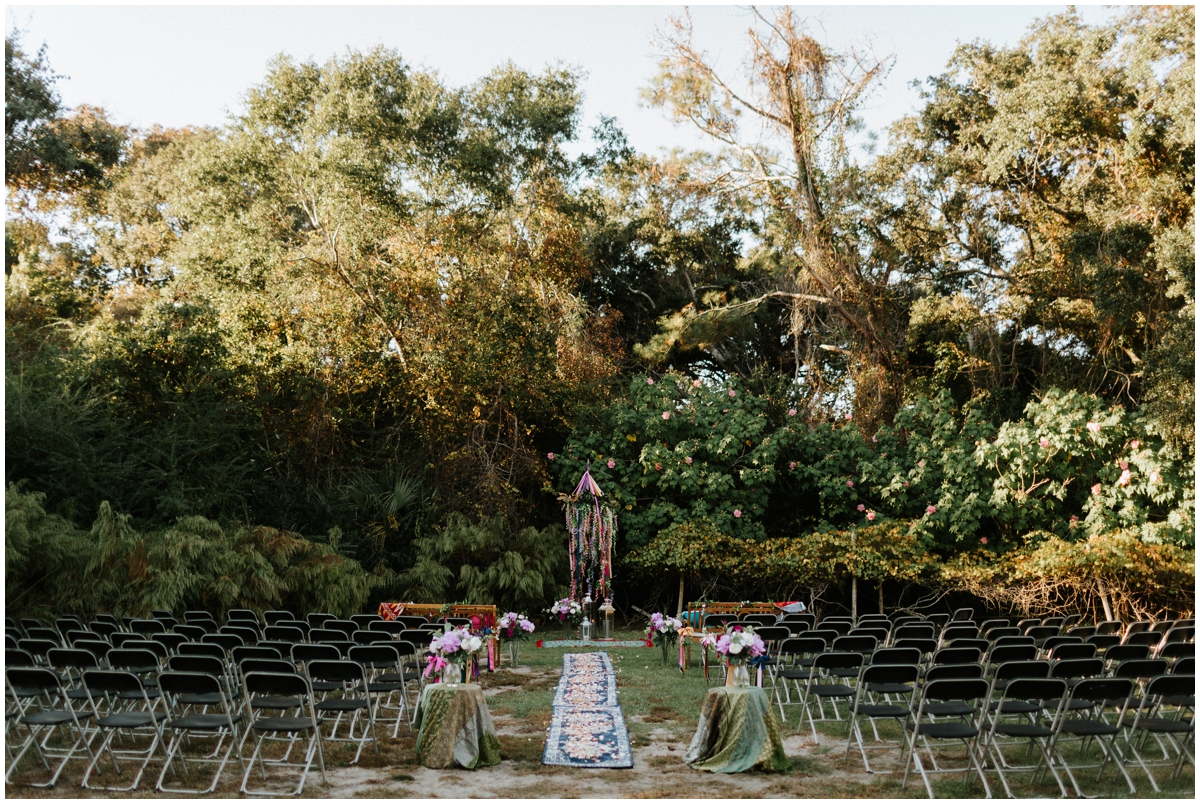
[647,612,684,646]
[700,623,766,666]
[547,597,584,627]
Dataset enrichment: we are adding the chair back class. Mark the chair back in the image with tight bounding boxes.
[833,635,877,654]
[179,642,226,661]
[263,610,295,625]
[227,609,260,625]
[239,658,296,676]
[264,625,305,643]
[167,654,224,676]
[307,613,336,628]
[931,646,982,666]
[233,645,283,663]
[353,630,394,645]
[1051,657,1104,680]
[369,620,406,635]
[924,663,983,681]
[1112,658,1169,681]
[130,618,166,635]
[992,659,1049,682]
[292,643,341,664]
[986,644,1038,666]
[861,662,918,686]
[869,647,921,666]
[325,620,359,638]
[1048,643,1097,662]
[174,624,209,641]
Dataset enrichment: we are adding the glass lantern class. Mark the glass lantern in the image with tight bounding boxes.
[599,599,615,640]
[580,617,593,642]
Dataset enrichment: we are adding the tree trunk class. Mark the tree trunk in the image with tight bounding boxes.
[1097,577,1115,622]
[676,573,685,618]
[851,574,858,623]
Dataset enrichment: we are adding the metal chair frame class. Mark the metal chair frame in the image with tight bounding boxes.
[238,671,326,797]
[155,671,245,794]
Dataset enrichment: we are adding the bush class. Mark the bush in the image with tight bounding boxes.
[5,483,380,618]
[397,513,567,613]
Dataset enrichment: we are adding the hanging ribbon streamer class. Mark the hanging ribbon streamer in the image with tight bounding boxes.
[702,644,709,682]
[563,464,617,605]
[679,640,686,673]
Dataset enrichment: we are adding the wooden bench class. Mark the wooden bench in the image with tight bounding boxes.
[378,602,498,627]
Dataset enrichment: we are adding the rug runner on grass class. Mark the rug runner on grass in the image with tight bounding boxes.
[541,652,634,768]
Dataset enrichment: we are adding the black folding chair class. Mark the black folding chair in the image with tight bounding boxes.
[844,662,918,772]
[1049,677,1138,796]
[902,677,992,798]
[263,611,295,626]
[349,643,413,733]
[799,652,863,738]
[771,637,821,721]
[156,671,244,794]
[305,659,376,763]
[239,672,325,796]
[79,670,167,791]
[5,666,95,787]
[1119,673,1195,793]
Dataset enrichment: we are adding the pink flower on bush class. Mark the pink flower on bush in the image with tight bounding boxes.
[866,511,876,521]
[685,456,693,464]
[980,537,988,545]
[917,459,925,468]
[1091,483,1102,496]
[1069,515,1079,527]
[693,379,702,387]
[729,390,736,397]
[1039,438,1050,448]
[1130,439,1140,449]
[662,411,671,420]
[547,452,555,460]
[1086,421,1101,434]
[857,504,865,512]
[1117,469,1131,486]
[1119,461,1128,470]
[846,480,854,487]
[654,462,662,471]
[787,409,797,416]
[904,481,910,488]
[646,378,655,385]
[871,434,877,442]
[926,505,937,515]
[1149,470,1160,484]
[845,413,853,421]
[789,461,796,470]
[733,509,742,518]
[607,460,615,469]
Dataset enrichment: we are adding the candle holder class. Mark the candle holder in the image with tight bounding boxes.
[599,598,615,641]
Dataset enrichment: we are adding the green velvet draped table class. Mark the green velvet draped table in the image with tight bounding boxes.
[685,685,789,773]
[413,683,501,770]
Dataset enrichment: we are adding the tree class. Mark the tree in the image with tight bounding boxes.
[643,8,903,428]
[870,6,1194,441]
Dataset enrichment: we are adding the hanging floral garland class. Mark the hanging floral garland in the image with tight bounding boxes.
[562,464,616,604]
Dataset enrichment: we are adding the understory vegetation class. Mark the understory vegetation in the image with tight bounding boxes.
[5,7,1194,620]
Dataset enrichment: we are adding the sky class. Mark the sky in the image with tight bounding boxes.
[8,2,1123,158]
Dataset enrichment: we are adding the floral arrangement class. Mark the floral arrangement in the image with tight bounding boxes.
[425,625,484,680]
[497,611,536,641]
[547,597,584,627]
[646,612,684,647]
[700,623,766,665]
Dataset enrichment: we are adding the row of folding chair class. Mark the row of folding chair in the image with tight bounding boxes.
[6,636,423,795]
[764,635,1194,797]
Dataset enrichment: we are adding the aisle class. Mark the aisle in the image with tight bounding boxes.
[541,652,635,768]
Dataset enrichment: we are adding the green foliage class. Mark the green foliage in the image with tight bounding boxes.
[5,483,379,619]
[398,513,567,613]
[554,372,796,548]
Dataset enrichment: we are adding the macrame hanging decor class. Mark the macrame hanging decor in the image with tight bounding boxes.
[562,464,616,604]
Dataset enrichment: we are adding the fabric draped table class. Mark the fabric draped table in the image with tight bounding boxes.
[685,686,788,773]
[413,683,501,769]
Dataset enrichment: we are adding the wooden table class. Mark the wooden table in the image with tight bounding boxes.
[685,685,788,773]
[413,683,501,770]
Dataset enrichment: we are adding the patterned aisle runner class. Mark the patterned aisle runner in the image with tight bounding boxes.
[541,652,634,768]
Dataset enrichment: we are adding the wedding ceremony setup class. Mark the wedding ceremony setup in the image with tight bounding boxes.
[5,2,1194,799]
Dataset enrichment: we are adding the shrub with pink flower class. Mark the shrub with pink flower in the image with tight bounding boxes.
[866,511,876,521]
[662,411,671,420]
[1086,421,1101,434]
[926,505,937,515]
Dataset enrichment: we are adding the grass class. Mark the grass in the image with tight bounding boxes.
[5,629,1194,797]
